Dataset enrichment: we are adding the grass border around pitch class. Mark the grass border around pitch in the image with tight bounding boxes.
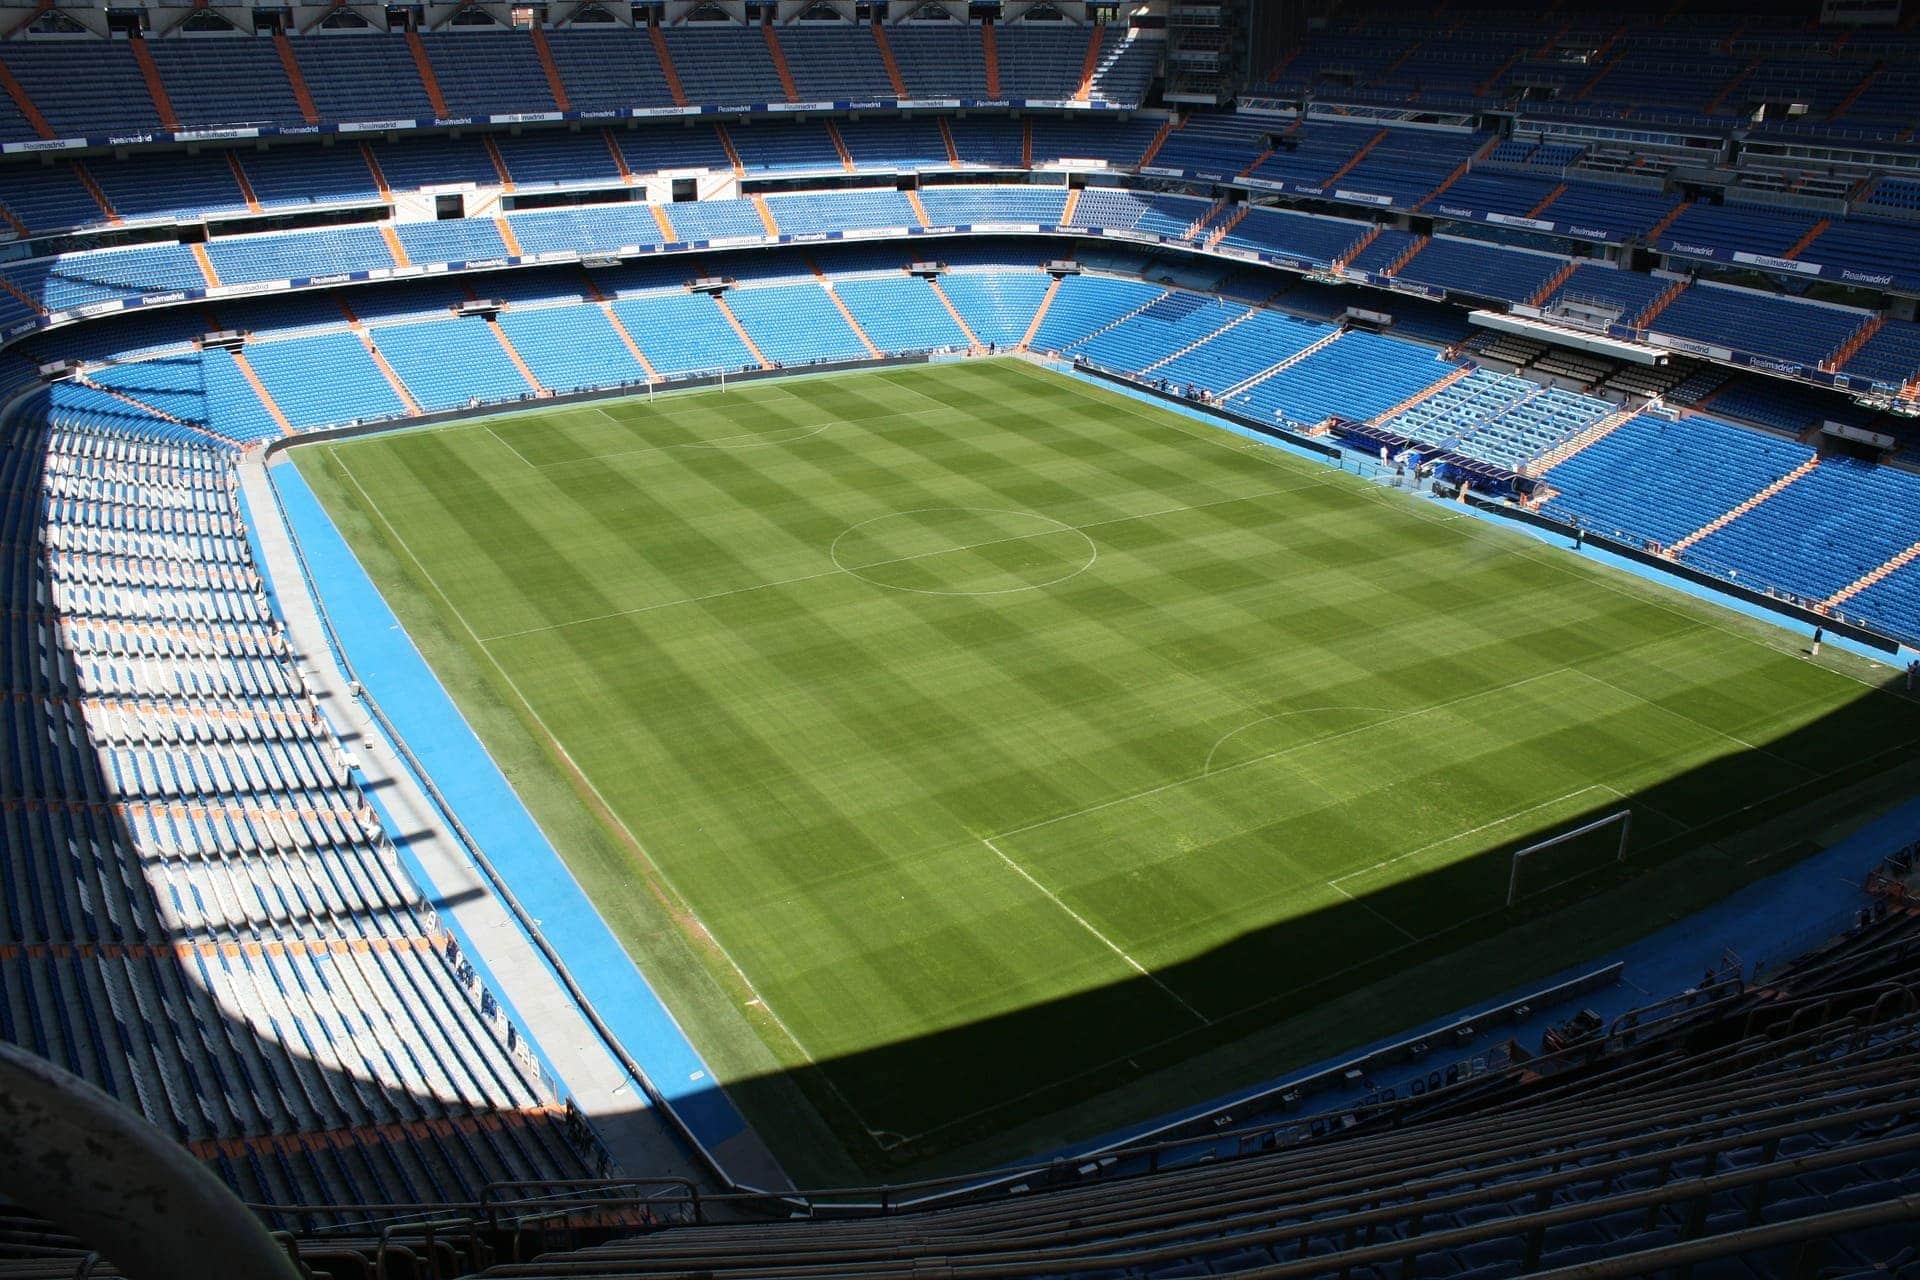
[290,357,1920,1184]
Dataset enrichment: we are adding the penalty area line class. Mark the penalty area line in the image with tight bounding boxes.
[981,837,1209,1026]
[1327,783,1616,889]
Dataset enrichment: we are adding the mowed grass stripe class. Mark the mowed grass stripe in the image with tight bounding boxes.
[304,360,1920,1158]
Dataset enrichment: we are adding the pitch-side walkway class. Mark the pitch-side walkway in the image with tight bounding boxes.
[238,450,792,1195]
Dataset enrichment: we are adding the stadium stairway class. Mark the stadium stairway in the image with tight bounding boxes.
[1140,308,1254,373]
[487,317,547,395]
[814,280,883,360]
[1633,276,1691,329]
[1527,401,1640,476]
[357,330,423,413]
[1218,326,1346,399]
[1138,117,1176,168]
[1019,276,1062,349]
[1203,205,1250,248]
[528,27,571,112]
[648,25,687,108]
[1669,455,1821,554]
[1381,233,1430,277]
[711,293,771,368]
[1323,128,1389,187]
[226,351,293,436]
[762,25,799,104]
[129,39,179,133]
[404,30,450,119]
[1827,314,1887,372]
[0,54,54,139]
[1366,361,1472,425]
[1824,538,1920,611]
[1071,24,1099,102]
[927,277,983,350]
[871,24,909,99]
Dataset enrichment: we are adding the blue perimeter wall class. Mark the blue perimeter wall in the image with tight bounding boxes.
[261,462,752,1158]
[260,370,1920,1186]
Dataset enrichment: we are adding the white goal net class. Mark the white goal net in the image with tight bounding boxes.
[1507,809,1633,906]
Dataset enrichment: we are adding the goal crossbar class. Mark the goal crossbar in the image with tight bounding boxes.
[1507,809,1632,906]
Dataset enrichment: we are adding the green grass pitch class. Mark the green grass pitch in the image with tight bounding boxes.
[297,359,1920,1179]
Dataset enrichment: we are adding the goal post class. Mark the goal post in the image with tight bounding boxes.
[1507,809,1633,907]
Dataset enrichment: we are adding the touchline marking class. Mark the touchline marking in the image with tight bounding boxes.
[1561,666,1819,778]
[1430,500,1908,699]
[486,425,538,471]
[981,836,1209,1025]
[328,448,889,1135]
[1325,878,1417,941]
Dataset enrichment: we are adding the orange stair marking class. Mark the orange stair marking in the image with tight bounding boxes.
[275,32,321,125]
[1670,456,1820,554]
[872,23,908,99]
[1020,275,1061,350]
[650,202,679,242]
[1783,217,1829,261]
[488,318,544,394]
[73,161,120,223]
[226,151,262,214]
[494,215,522,257]
[648,25,687,108]
[753,194,779,237]
[1072,24,1102,101]
[599,302,661,382]
[1137,117,1176,167]
[190,243,221,289]
[361,143,392,198]
[130,40,179,132]
[762,24,799,103]
[380,224,410,267]
[981,22,1002,98]
[713,293,770,367]
[483,135,515,191]
[1323,129,1387,187]
[0,51,54,139]
[359,331,421,414]
[228,349,295,436]
[826,119,856,172]
[823,282,881,358]
[405,29,450,118]
[529,27,571,111]
[929,277,981,349]
[605,127,635,183]
[717,123,745,178]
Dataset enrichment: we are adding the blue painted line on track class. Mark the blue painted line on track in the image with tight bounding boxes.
[264,460,749,1150]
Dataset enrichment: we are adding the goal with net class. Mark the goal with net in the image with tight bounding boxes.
[1507,809,1633,906]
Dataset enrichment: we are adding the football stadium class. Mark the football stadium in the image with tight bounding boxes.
[2,0,1920,1274]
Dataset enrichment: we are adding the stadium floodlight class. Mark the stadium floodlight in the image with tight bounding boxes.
[1507,809,1633,907]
